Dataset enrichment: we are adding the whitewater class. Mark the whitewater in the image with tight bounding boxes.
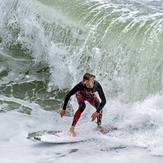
[0,0,163,162]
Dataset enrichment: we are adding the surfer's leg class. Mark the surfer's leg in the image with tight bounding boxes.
[69,92,86,136]
[71,102,85,127]
[87,96,102,124]
[95,102,107,132]
[87,94,100,116]
[88,98,107,133]
[87,95,102,123]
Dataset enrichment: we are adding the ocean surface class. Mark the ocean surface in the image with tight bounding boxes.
[0,0,163,162]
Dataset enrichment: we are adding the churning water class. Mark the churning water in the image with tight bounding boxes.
[0,0,163,162]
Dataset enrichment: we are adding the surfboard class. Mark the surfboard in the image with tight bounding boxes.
[34,132,91,144]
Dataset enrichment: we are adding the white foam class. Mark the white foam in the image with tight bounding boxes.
[1,0,163,162]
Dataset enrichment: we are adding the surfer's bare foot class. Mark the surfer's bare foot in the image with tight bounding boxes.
[69,126,76,137]
[97,125,108,133]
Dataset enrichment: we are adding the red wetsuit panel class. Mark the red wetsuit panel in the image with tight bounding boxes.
[72,91,103,127]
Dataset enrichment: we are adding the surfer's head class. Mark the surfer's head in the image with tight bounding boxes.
[82,73,95,88]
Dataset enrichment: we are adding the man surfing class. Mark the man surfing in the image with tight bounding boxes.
[60,73,107,137]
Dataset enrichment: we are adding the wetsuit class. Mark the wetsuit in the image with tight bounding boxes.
[63,80,106,127]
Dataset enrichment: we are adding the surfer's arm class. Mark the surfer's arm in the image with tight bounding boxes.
[60,89,75,118]
[96,83,106,113]
[60,85,79,118]
[62,83,81,110]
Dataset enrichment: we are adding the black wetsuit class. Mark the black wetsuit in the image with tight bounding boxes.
[63,80,106,113]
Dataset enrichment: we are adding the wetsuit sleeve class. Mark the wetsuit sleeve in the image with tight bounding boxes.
[62,83,81,110]
[96,83,106,113]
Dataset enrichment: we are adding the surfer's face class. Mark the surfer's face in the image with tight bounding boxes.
[85,80,92,88]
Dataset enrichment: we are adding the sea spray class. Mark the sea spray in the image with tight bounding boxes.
[1,0,163,162]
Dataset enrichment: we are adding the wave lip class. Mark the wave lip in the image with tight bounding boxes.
[0,0,163,102]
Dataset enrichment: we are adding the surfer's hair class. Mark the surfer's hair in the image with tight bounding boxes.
[82,73,95,85]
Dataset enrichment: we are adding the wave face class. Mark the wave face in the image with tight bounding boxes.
[1,0,163,161]
[0,0,163,102]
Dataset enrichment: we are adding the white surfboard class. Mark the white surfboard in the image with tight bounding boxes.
[34,132,91,144]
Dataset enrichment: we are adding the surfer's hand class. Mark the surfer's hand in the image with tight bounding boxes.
[60,109,66,118]
[91,111,98,121]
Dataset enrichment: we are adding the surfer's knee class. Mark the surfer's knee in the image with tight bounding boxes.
[79,102,86,112]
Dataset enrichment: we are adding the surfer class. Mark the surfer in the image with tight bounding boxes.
[60,73,107,137]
